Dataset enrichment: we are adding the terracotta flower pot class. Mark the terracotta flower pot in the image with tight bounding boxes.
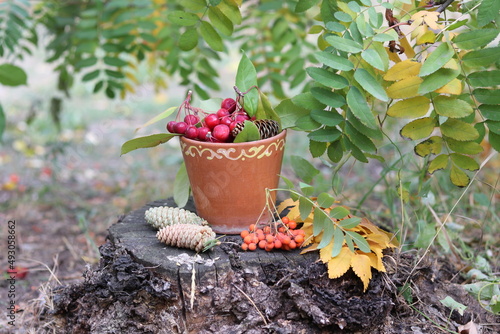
[180,130,286,234]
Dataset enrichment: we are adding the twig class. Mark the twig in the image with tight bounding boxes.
[437,0,455,13]
[233,284,269,325]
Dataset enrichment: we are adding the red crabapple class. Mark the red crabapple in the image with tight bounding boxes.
[212,124,230,142]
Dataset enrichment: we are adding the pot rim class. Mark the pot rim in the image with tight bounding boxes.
[180,129,287,147]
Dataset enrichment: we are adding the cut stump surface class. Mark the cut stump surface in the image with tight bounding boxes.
[50,199,499,334]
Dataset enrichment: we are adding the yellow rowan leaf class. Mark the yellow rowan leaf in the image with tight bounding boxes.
[320,239,334,263]
[300,242,319,254]
[327,247,353,279]
[371,247,387,272]
[411,25,427,41]
[387,47,402,63]
[366,232,391,248]
[417,30,436,45]
[351,253,372,291]
[386,76,423,99]
[364,250,386,272]
[400,37,416,59]
[384,60,421,81]
[435,78,462,95]
[277,198,298,214]
[387,96,430,118]
[444,59,459,70]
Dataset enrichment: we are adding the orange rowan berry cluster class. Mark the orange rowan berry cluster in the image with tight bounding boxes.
[239,217,305,252]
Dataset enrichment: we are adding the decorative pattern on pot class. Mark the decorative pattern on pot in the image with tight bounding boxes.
[180,138,286,161]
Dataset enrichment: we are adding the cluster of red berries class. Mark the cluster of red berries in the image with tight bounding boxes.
[166,97,252,143]
[239,217,305,252]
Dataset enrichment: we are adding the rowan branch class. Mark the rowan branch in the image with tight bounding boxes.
[437,0,455,13]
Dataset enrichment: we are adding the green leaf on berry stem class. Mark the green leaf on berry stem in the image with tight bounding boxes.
[235,53,258,116]
[174,162,190,208]
[233,120,260,143]
[120,133,177,155]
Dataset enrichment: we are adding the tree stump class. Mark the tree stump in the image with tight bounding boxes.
[48,199,400,333]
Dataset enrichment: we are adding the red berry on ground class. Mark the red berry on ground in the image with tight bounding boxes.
[221,98,236,113]
[204,114,220,129]
[184,114,200,125]
[212,124,230,142]
[174,121,188,134]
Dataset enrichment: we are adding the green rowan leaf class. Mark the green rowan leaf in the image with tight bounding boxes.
[310,109,344,126]
[275,99,310,129]
[317,192,336,208]
[387,96,430,118]
[347,86,378,129]
[468,70,500,87]
[361,49,384,71]
[486,120,500,135]
[433,96,474,118]
[489,131,500,152]
[103,56,127,67]
[331,227,344,258]
[418,67,460,95]
[290,155,320,183]
[450,165,470,187]
[313,207,328,236]
[415,136,443,157]
[453,29,499,50]
[345,122,377,153]
[179,28,198,51]
[446,138,484,155]
[325,35,363,53]
[330,206,350,219]
[473,89,500,104]
[208,6,233,36]
[82,69,100,81]
[428,154,449,174]
[311,87,346,108]
[353,68,389,102]
[306,67,349,89]
[419,43,454,77]
[308,127,342,142]
[400,117,436,140]
[219,0,242,25]
[441,119,479,141]
[299,196,314,221]
[327,140,343,163]
[345,231,371,253]
[479,105,500,121]
[339,217,361,229]
[0,104,4,140]
[314,51,354,71]
[450,153,480,171]
[477,0,500,27]
[167,11,199,26]
[462,47,500,67]
[318,219,335,249]
[310,140,327,157]
[295,0,320,12]
[293,92,326,110]
[200,21,224,51]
